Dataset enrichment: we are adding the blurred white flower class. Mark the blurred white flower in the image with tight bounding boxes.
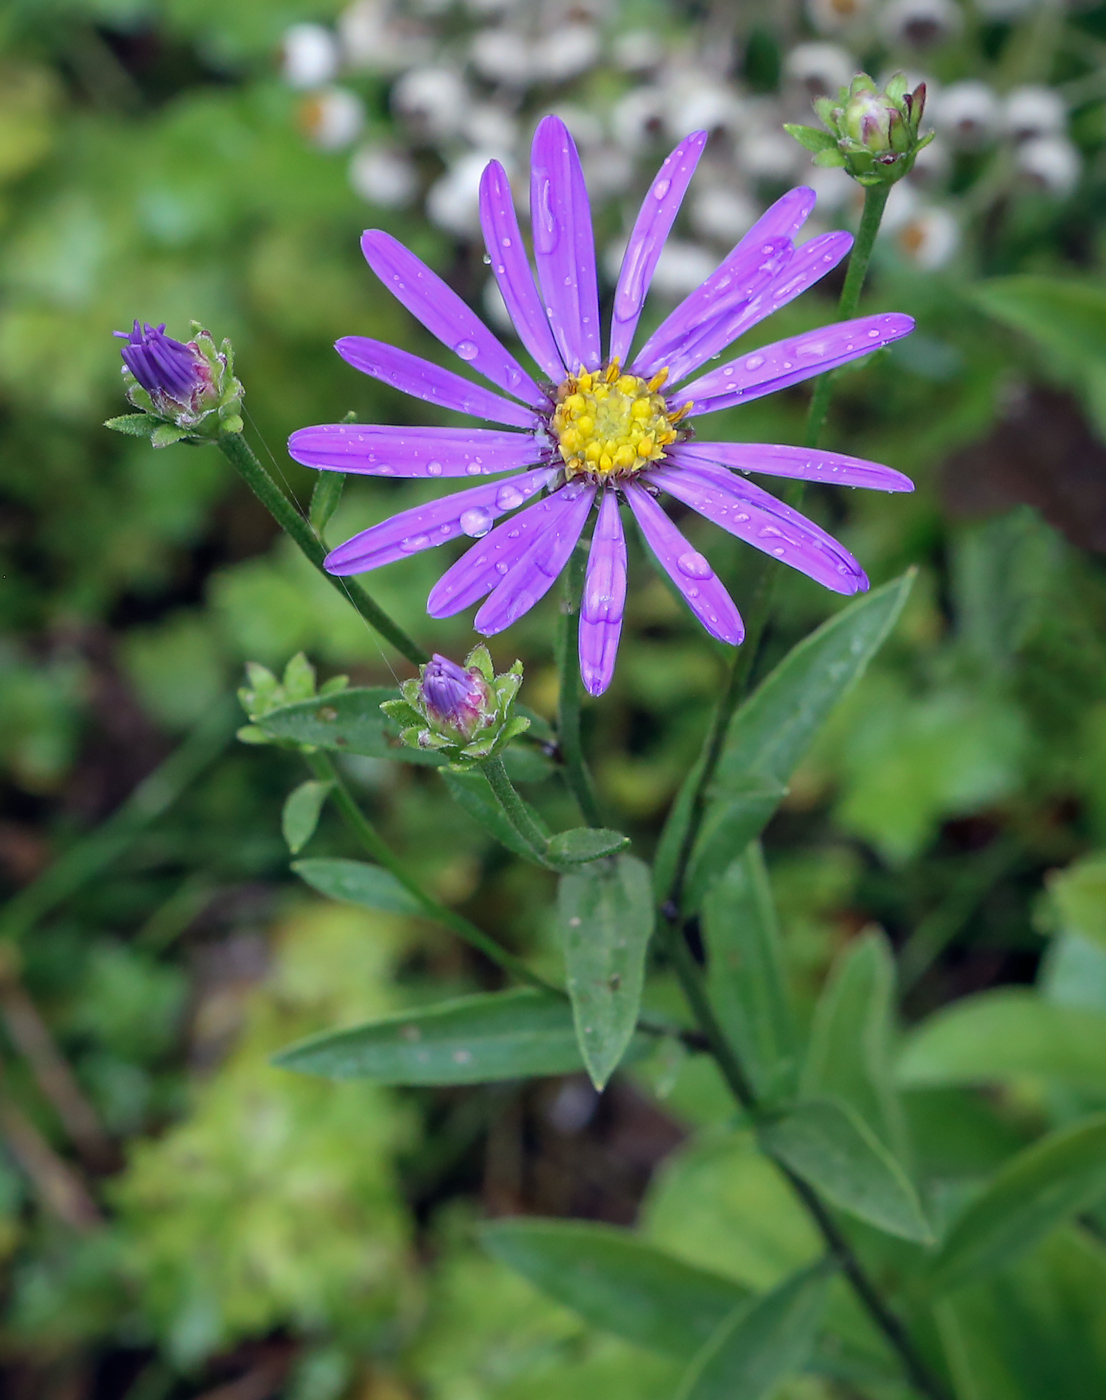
[1003,85,1067,143]
[580,143,636,198]
[1015,134,1081,196]
[806,0,874,34]
[349,144,419,206]
[545,103,605,150]
[427,150,500,235]
[531,22,601,82]
[738,102,803,181]
[298,87,365,150]
[461,104,519,155]
[784,42,857,102]
[649,238,719,298]
[613,30,666,74]
[470,26,533,87]
[893,202,959,268]
[338,0,431,72]
[879,0,962,49]
[935,80,1000,149]
[610,86,669,151]
[808,162,855,213]
[663,76,743,141]
[689,184,759,243]
[281,23,340,89]
[392,66,470,140]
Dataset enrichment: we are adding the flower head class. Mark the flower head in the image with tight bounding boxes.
[289,115,915,696]
[109,322,244,445]
[789,73,933,186]
[381,644,527,767]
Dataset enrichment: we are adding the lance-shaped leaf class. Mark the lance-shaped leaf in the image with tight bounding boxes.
[703,842,797,1100]
[256,687,407,757]
[547,827,630,865]
[676,1261,830,1400]
[660,572,913,909]
[802,930,908,1158]
[274,988,642,1085]
[479,1219,751,1359]
[759,1098,933,1243]
[292,858,423,916]
[282,780,331,854]
[927,1114,1106,1295]
[556,854,654,1090]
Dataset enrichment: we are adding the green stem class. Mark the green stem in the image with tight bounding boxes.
[556,550,602,827]
[483,756,554,866]
[0,701,233,945]
[305,751,555,993]
[804,183,891,451]
[218,430,426,668]
[656,910,950,1400]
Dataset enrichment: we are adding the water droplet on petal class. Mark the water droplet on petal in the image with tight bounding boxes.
[460,506,493,538]
[400,534,430,552]
[466,462,482,475]
[501,235,512,248]
[454,340,478,361]
[653,177,671,200]
[744,354,764,371]
[427,460,443,476]
[495,484,525,510]
[677,550,713,580]
[482,253,491,265]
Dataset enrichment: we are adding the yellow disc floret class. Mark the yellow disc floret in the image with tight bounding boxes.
[551,360,689,482]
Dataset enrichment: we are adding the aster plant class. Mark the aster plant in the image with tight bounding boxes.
[289,115,914,696]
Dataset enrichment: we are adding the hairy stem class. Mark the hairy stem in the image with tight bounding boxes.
[305,752,555,993]
[556,550,602,827]
[218,430,426,668]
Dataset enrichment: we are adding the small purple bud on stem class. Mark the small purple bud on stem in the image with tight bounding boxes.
[114,322,214,412]
[420,653,491,742]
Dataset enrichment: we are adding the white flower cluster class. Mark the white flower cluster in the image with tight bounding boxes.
[279,0,1081,292]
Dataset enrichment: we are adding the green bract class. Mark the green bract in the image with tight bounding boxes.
[380,644,529,771]
[786,72,934,188]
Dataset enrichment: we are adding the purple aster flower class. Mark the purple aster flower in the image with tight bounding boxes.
[420,652,491,741]
[114,322,214,412]
[289,115,915,696]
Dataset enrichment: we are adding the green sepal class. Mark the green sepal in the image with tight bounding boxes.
[813,148,849,168]
[783,123,838,153]
[104,413,155,436]
[150,424,191,448]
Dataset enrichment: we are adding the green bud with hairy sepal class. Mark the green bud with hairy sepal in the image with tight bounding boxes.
[106,321,244,447]
[237,653,349,747]
[786,72,933,187]
[380,644,530,772]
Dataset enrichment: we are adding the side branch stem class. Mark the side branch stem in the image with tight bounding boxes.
[218,431,426,668]
[556,550,602,827]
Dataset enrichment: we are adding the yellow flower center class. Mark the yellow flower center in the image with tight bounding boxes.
[551,361,688,482]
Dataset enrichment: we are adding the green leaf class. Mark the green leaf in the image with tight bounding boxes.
[784,122,838,153]
[309,470,345,536]
[104,413,153,435]
[440,769,541,860]
[292,857,422,917]
[479,1219,751,1360]
[898,989,1106,1090]
[556,854,654,1090]
[274,988,627,1085]
[928,1115,1106,1295]
[1047,854,1106,952]
[702,842,796,1100]
[802,930,907,1156]
[281,779,331,855]
[676,1262,830,1400]
[675,573,914,909]
[759,1098,933,1243]
[256,686,446,763]
[546,827,630,865]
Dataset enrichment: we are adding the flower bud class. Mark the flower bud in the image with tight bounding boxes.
[106,321,244,446]
[787,72,933,187]
[381,644,529,769]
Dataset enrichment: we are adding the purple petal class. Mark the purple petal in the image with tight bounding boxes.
[336,337,540,429]
[360,230,546,407]
[624,482,743,645]
[427,487,577,617]
[288,424,543,477]
[631,186,817,380]
[579,487,628,697]
[608,132,708,367]
[530,115,602,374]
[632,238,794,383]
[324,467,555,576]
[475,479,597,635]
[681,313,916,416]
[663,231,854,386]
[671,441,914,493]
[649,458,868,595]
[480,160,566,382]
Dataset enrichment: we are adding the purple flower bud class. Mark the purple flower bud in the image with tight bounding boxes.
[114,321,214,411]
[420,653,491,741]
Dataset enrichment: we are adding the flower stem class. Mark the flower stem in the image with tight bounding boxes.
[306,751,554,993]
[217,430,426,668]
[556,549,602,827]
[804,182,891,451]
[655,909,950,1400]
[482,756,555,866]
